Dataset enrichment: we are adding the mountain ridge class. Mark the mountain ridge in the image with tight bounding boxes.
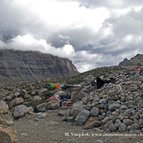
[0,49,78,81]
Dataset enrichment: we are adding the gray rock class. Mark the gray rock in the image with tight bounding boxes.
[130,123,140,130]
[119,123,127,132]
[70,101,83,117]
[84,75,95,84]
[123,119,134,126]
[108,103,121,111]
[139,118,143,125]
[115,119,122,128]
[109,123,117,132]
[120,105,127,110]
[99,99,107,104]
[46,100,60,110]
[6,95,13,101]
[71,90,80,102]
[75,109,90,125]
[36,102,47,112]
[39,88,48,96]
[102,117,111,124]
[90,107,100,117]
[13,105,30,119]
[32,96,42,108]
[36,112,46,119]
[58,109,70,117]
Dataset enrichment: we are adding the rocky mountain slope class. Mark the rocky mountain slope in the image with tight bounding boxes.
[119,54,143,66]
[0,49,78,81]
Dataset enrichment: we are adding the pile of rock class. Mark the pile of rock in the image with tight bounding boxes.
[1,71,143,135]
[59,73,143,133]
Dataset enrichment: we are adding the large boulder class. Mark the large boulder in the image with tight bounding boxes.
[70,101,83,117]
[0,126,18,143]
[13,105,30,119]
[74,109,90,125]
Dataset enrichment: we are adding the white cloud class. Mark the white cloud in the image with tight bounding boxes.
[0,0,143,72]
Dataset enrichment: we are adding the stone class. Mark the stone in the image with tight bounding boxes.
[119,123,127,132]
[130,123,140,130]
[39,88,49,97]
[99,99,107,104]
[70,101,83,117]
[46,100,60,110]
[108,103,121,111]
[139,118,143,125]
[120,105,127,110]
[109,123,117,132]
[123,119,134,126]
[6,95,13,101]
[71,90,85,102]
[83,117,101,129]
[58,109,70,117]
[74,109,90,125]
[66,116,75,122]
[0,126,18,143]
[84,75,95,84]
[90,107,100,117]
[14,92,21,98]
[0,100,9,114]
[102,117,111,124]
[115,119,122,128]
[9,98,24,108]
[21,132,28,137]
[36,112,47,119]
[13,105,30,119]
[36,102,47,112]
[32,96,42,108]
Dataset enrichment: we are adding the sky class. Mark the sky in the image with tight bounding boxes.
[0,0,143,72]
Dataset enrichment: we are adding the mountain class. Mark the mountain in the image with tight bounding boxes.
[119,54,143,67]
[0,49,78,81]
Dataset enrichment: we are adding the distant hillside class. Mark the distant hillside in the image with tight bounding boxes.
[0,49,78,81]
[119,54,143,67]
[66,66,127,84]
[67,53,143,84]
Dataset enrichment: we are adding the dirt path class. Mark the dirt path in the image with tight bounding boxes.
[13,110,143,143]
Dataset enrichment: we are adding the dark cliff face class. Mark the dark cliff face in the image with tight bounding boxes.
[119,54,143,67]
[0,49,78,81]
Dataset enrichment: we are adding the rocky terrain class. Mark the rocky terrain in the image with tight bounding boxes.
[119,54,143,67]
[0,54,143,143]
[0,49,78,81]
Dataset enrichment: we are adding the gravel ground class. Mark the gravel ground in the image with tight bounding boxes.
[13,110,143,143]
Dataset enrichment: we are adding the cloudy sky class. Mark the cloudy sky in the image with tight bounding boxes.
[0,0,143,72]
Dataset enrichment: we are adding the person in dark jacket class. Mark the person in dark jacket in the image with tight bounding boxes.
[96,76,116,89]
